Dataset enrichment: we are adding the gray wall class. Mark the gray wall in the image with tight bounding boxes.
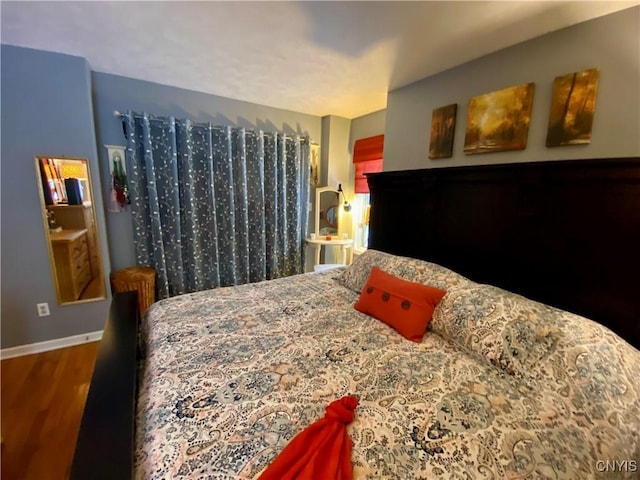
[324,116,352,259]
[349,109,386,150]
[1,45,111,349]
[324,115,352,194]
[92,72,322,270]
[384,7,640,171]
[314,115,352,265]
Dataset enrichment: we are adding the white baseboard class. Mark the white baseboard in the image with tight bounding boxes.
[0,330,103,360]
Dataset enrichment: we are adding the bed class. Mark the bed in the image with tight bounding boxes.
[135,252,639,479]
[72,157,640,479]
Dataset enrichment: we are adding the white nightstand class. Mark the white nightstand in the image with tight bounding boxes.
[313,264,344,273]
[306,237,353,267]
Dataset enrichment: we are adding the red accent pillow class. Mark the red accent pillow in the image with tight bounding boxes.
[354,266,447,342]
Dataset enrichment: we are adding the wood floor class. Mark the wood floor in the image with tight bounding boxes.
[1,342,99,480]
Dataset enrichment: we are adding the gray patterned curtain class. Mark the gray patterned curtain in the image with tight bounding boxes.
[123,112,310,299]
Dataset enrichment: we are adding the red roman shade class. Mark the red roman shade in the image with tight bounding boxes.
[353,134,384,194]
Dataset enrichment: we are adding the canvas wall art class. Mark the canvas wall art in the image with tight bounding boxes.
[546,68,599,147]
[428,104,457,159]
[464,83,535,155]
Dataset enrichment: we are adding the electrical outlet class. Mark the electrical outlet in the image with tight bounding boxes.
[37,303,50,317]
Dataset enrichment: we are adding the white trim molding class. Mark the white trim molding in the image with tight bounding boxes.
[0,330,103,360]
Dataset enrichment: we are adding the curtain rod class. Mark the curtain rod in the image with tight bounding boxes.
[113,110,317,144]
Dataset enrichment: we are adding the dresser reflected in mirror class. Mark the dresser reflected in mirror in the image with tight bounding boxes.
[35,156,106,304]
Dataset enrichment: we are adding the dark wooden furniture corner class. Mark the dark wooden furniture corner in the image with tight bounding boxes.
[70,291,140,480]
[367,157,640,349]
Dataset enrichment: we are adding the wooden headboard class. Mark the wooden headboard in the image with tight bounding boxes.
[367,158,640,349]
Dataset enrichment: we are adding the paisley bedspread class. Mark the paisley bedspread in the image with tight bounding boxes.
[135,250,640,479]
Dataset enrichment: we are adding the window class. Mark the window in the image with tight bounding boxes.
[352,134,383,252]
[353,193,370,254]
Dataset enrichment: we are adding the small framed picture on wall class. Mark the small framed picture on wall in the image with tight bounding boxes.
[310,143,320,186]
[546,68,599,147]
[428,104,457,159]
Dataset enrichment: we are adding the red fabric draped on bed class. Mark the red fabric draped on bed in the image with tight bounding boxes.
[259,396,359,480]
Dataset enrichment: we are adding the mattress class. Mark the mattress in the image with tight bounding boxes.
[135,250,640,479]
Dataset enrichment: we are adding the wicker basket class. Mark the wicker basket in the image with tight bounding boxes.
[110,266,156,315]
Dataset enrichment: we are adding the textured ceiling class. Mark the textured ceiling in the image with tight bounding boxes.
[1,1,637,119]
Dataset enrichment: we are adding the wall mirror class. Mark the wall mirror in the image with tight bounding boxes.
[315,186,341,237]
[35,156,106,305]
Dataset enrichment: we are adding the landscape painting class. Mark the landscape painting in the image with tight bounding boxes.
[429,103,457,159]
[464,83,535,154]
[546,68,599,147]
